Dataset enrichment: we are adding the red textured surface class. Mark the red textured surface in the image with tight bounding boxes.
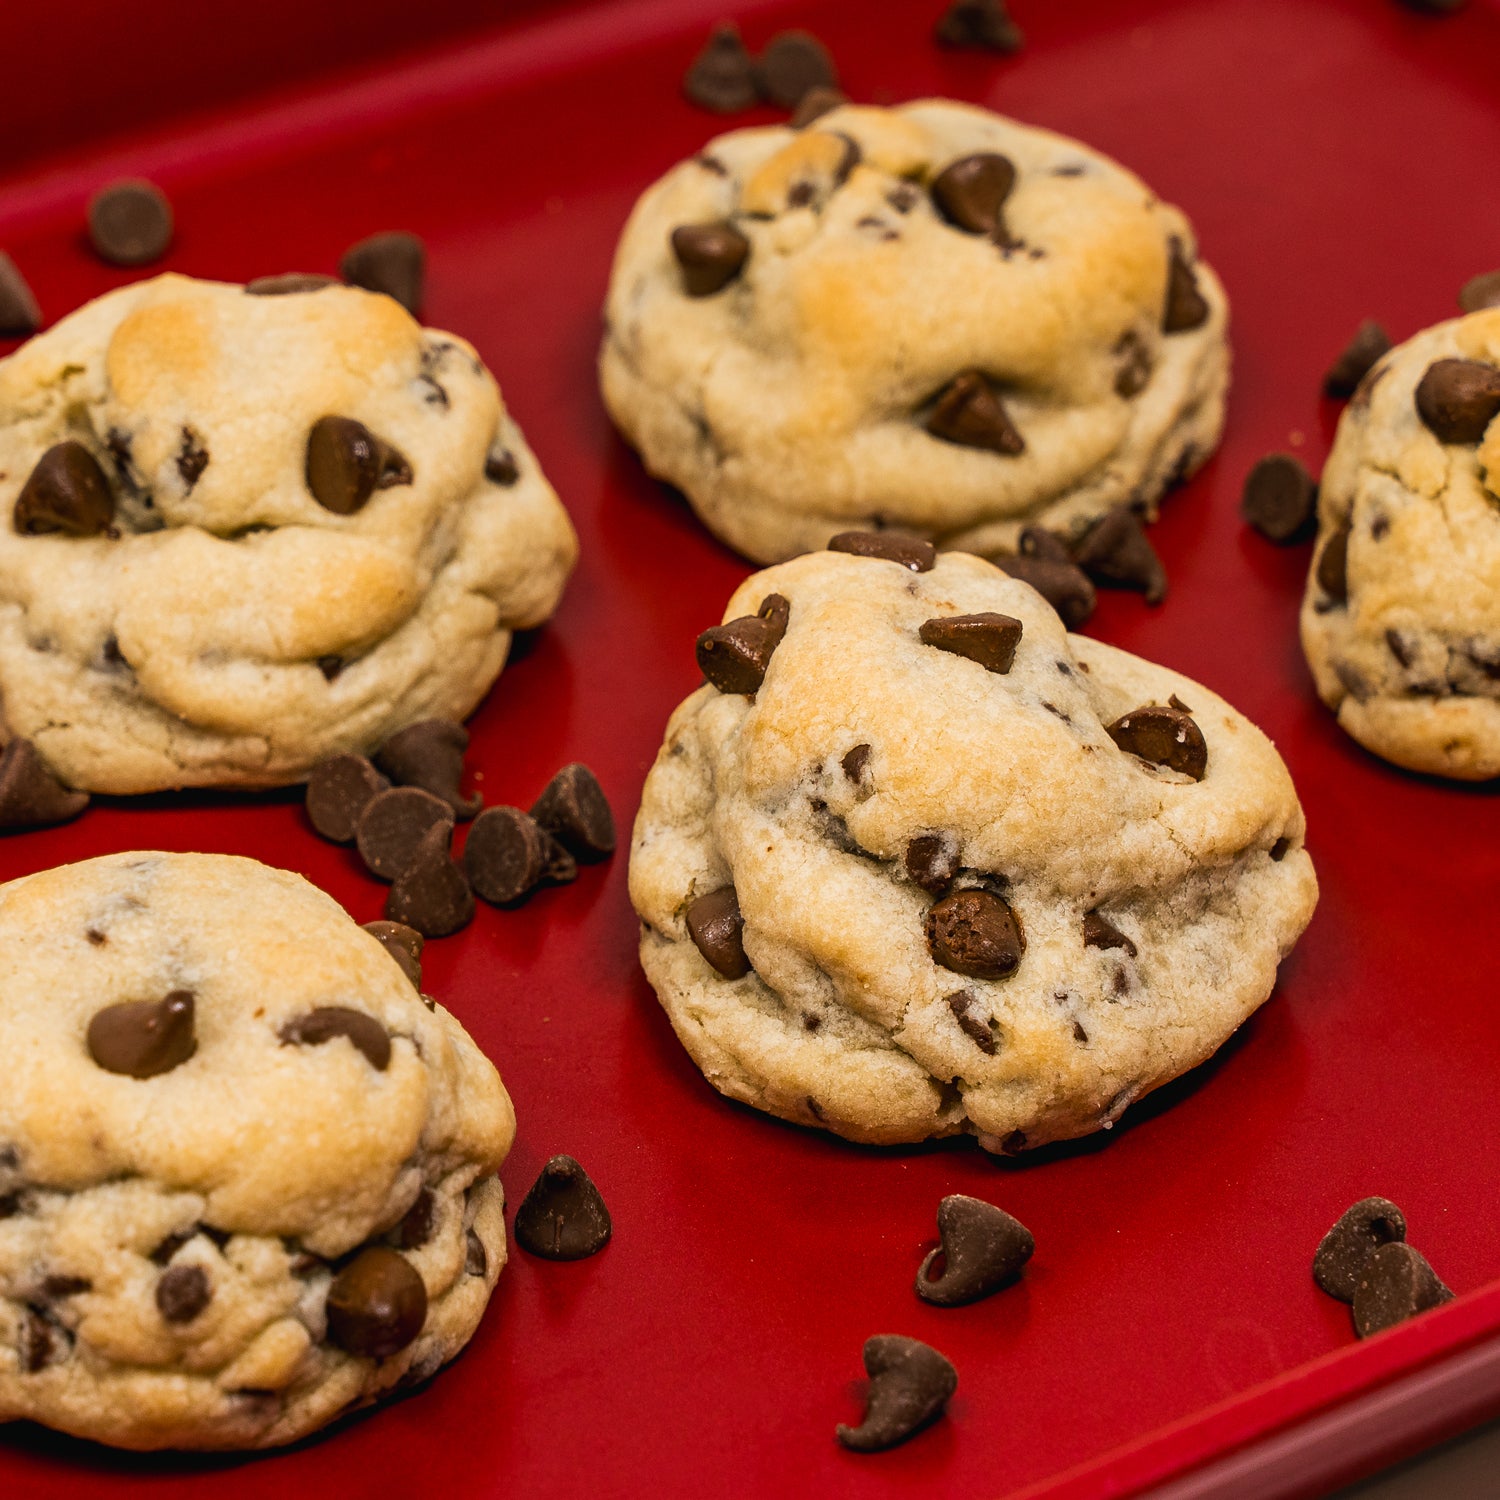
[1,0,1499,1495]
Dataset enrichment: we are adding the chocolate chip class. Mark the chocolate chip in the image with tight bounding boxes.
[686,886,750,979]
[755,30,838,109]
[1073,508,1167,603]
[149,1228,197,1265]
[340,231,424,316]
[926,889,1024,980]
[280,1007,391,1071]
[934,0,1024,51]
[394,1189,435,1251]
[0,253,41,337]
[1271,837,1291,861]
[23,1308,65,1372]
[0,738,88,829]
[306,754,389,844]
[994,554,1097,629]
[305,416,412,514]
[923,370,1024,455]
[14,442,115,536]
[916,1195,1033,1307]
[696,592,790,695]
[42,1274,90,1298]
[326,1246,427,1358]
[87,180,173,266]
[1083,910,1137,956]
[1353,1242,1453,1338]
[683,23,759,113]
[1458,270,1500,314]
[1314,1197,1408,1302]
[464,806,550,905]
[1106,705,1208,780]
[1386,628,1415,668]
[947,990,997,1054]
[828,530,936,570]
[1415,358,1500,443]
[385,821,475,938]
[531,763,615,860]
[1323,320,1392,399]
[357,786,454,880]
[919,612,1022,673]
[375,719,480,818]
[362,920,424,989]
[317,656,345,681]
[176,428,208,492]
[156,1264,210,1324]
[245,272,338,296]
[514,1155,613,1261]
[671,222,750,297]
[1113,331,1153,398]
[906,834,959,894]
[465,1227,488,1276]
[1163,239,1210,333]
[1316,519,1352,604]
[836,1335,957,1453]
[485,449,520,486]
[930,154,1016,240]
[87,990,196,1078]
[541,835,578,886]
[841,743,872,783]
[1241,454,1317,543]
[791,85,848,127]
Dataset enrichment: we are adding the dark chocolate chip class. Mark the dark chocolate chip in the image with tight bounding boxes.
[326,1246,428,1358]
[1271,837,1291,862]
[156,1264,211,1324]
[1324,320,1392,399]
[87,180,173,267]
[176,428,209,492]
[362,919,424,989]
[396,1189,435,1250]
[23,1308,65,1371]
[841,743,872,782]
[149,1228,197,1265]
[926,888,1024,980]
[791,85,848,127]
[385,821,475,938]
[357,785,454,881]
[686,886,750,979]
[947,990,997,1054]
[317,656,345,681]
[836,1335,957,1453]
[1314,1197,1408,1302]
[934,0,1024,51]
[995,554,1096,630]
[305,416,412,515]
[541,833,578,886]
[828,530,936,570]
[87,990,196,1078]
[1241,454,1317,543]
[485,449,520,486]
[306,754,389,844]
[1386,628,1415,668]
[923,370,1025,455]
[683,23,759,113]
[1163,239,1209,333]
[41,1274,91,1298]
[919,612,1022,673]
[1105,705,1208,780]
[906,834,959,894]
[1073,508,1167,603]
[15,442,115,536]
[1414,358,1500,444]
[514,1155,612,1261]
[1114,331,1153,398]
[531,762,615,860]
[1352,1242,1453,1338]
[755,30,839,109]
[0,738,88,829]
[375,719,481,817]
[916,1195,1033,1307]
[696,592,790,695]
[1083,910,1137,956]
[245,272,338,296]
[0,252,41,337]
[1458,270,1500,315]
[930,154,1016,240]
[464,805,549,905]
[280,1007,391,1071]
[1316,519,1352,604]
[340,231,424,316]
[465,1227,488,1276]
[671,222,750,297]
[1073,1020,1089,1043]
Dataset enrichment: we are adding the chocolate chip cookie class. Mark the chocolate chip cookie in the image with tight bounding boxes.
[601,99,1228,564]
[630,545,1316,1149]
[0,851,514,1449]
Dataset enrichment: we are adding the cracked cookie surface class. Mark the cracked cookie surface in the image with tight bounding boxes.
[630,549,1316,1149]
[0,274,577,794]
[601,99,1228,565]
[0,851,514,1450]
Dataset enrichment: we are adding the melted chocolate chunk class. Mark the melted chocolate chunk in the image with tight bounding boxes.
[995,554,1096,629]
[1352,1242,1453,1338]
[685,886,750,979]
[1073,508,1167,603]
[1314,1197,1408,1302]
[340,231,424,316]
[326,1247,428,1358]
[926,889,1024,980]
[245,272,338,296]
[87,990,196,1078]
[836,1335,957,1453]
[362,920,424,989]
[280,1007,391,1071]
[465,1228,488,1276]
[841,743,872,782]
[385,822,475,938]
[375,719,481,817]
[87,180,173,266]
[683,23,758,113]
[828,530,936,571]
[531,762,615,860]
[0,738,88,829]
[947,990,997,1054]
[514,1155,613,1261]
[357,786,454,881]
[1323,320,1392,399]
[935,0,1024,51]
[930,153,1016,241]
[306,754,389,844]
[1106,705,1208,780]
[1316,519,1352,604]
[919,612,1022,673]
[1241,454,1317,543]
[396,1189,436,1250]
[696,593,790,695]
[671,222,750,297]
[1163,239,1209,333]
[305,416,412,514]
[906,834,959,894]
[156,1264,211,1323]
[791,85,848,128]
[14,442,115,536]
[0,252,41,337]
[755,30,839,109]
[923,370,1024,455]
[1458,269,1500,315]
[1414,358,1500,443]
[916,1195,1034,1307]
[1083,911,1137,956]
[464,806,550,905]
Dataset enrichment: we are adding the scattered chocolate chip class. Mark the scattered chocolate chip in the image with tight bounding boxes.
[515,1155,613,1261]
[1241,454,1317,543]
[696,592,790,695]
[924,370,1024,455]
[14,442,115,536]
[1316,519,1352,604]
[362,919,424,989]
[280,1007,391,1071]
[791,85,848,127]
[245,272,338,296]
[1106,705,1208,780]
[1073,509,1167,603]
[995,554,1096,630]
[466,1228,488,1276]
[919,612,1022,673]
[837,1335,957,1453]
[305,416,412,515]
[828,530,936,570]
[916,1195,1033,1307]
[375,719,480,818]
[395,1189,435,1250]
[756,30,838,109]
[841,743,872,782]
[1458,270,1500,315]
[485,449,520,486]
[934,0,1024,51]
[340,231,424,316]
[929,154,1016,240]
[906,834,959,894]
[306,754,389,844]
[87,179,173,267]
[1324,320,1392,399]
[357,786,454,881]
[87,990,196,1078]
[683,23,759,113]
[1163,239,1209,334]
[0,738,88,829]
[1414,358,1500,443]
[947,990,997,1054]
[385,821,475,938]
[0,253,41,337]
[326,1247,428,1358]
[176,428,208,492]
[686,886,750,979]
[1353,1242,1453,1338]
[1315,1197,1408,1302]
[1083,911,1137,955]
[156,1264,211,1324]
[464,805,550,905]
[671,222,750,297]
[926,888,1024,980]
[531,763,615,860]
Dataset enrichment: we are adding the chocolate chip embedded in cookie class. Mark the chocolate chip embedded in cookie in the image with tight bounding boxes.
[696,593,790,694]
[0,738,89,829]
[14,442,115,536]
[1414,358,1500,444]
[671,222,750,296]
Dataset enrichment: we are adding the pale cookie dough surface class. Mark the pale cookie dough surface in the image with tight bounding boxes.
[1300,309,1500,779]
[0,852,514,1450]
[601,99,1228,565]
[630,550,1316,1149]
[0,274,578,794]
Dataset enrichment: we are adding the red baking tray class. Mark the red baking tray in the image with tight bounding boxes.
[2,1,1499,1495]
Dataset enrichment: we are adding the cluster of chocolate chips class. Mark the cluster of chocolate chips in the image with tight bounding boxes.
[248,230,427,317]
[682,24,840,116]
[1313,1197,1453,1339]
[998,510,1168,626]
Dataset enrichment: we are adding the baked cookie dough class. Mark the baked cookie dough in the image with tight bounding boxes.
[1301,310,1500,779]
[630,544,1316,1149]
[601,99,1228,564]
[0,851,514,1450]
[0,274,577,794]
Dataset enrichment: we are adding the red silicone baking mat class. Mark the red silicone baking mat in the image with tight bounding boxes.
[1,0,1499,1495]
